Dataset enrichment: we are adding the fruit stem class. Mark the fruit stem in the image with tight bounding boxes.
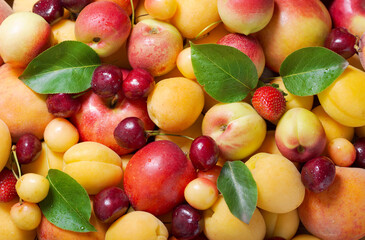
[192,20,223,41]
[130,0,135,27]
[145,130,194,141]
[10,146,22,180]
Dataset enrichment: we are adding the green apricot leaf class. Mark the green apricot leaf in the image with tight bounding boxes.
[39,169,96,233]
[20,41,101,94]
[280,46,349,96]
[217,161,258,224]
[191,43,258,103]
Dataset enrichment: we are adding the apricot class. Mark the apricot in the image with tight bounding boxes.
[298,167,365,240]
[318,65,365,127]
[253,130,281,156]
[245,153,305,213]
[63,141,123,195]
[0,118,11,173]
[147,77,204,132]
[0,199,36,240]
[271,77,313,112]
[105,211,169,240]
[260,208,299,240]
[51,19,76,45]
[170,0,220,39]
[21,142,64,177]
[203,195,266,240]
[312,105,354,142]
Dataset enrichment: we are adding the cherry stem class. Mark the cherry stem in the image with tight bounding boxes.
[145,130,194,141]
[192,20,223,41]
[10,146,22,180]
[130,0,135,27]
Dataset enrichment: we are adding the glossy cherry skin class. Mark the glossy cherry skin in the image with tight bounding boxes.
[353,137,365,168]
[46,93,82,118]
[172,203,203,240]
[15,133,42,164]
[324,27,357,59]
[122,68,155,100]
[301,156,336,193]
[91,65,123,99]
[113,117,147,150]
[60,0,91,13]
[33,0,64,25]
[189,135,219,171]
[93,186,130,224]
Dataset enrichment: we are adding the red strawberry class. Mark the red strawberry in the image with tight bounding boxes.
[251,85,286,122]
[0,168,18,202]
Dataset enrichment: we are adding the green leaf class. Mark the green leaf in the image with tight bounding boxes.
[217,161,258,224]
[280,46,349,96]
[39,169,96,232]
[19,41,101,94]
[191,43,258,103]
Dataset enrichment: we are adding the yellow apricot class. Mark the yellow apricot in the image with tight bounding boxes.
[147,77,204,132]
[203,195,266,240]
[105,211,168,240]
[170,0,220,39]
[63,141,123,195]
[318,65,365,127]
[51,19,76,45]
[260,208,299,240]
[246,153,305,213]
[0,118,11,173]
[312,105,354,142]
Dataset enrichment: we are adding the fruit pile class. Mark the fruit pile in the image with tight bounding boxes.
[0,0,365,239]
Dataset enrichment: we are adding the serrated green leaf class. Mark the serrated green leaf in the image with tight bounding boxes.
[280,47,349,96]
[39,169,96,233]
[191,43,258,103]
[19,41,101,94]
[217,161,257,224]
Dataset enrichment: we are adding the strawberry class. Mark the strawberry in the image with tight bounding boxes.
[251,85,286,122]
[0,168,18,202]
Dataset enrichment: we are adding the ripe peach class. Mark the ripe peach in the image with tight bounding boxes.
[0,0,12,24]
[75,1,131,58]
[105,211,168,240]
[275,108,326,163]
[170,0,220,39]
[0,64,54,142]
[260,208,299,240]
[218,0,274,35]
[246,153,305,213]
[202,102,266,160]
[0,199,36,240]
[298,167,365,240]
[0,12,53,68]
[93,0,139,16]
[147,77,204,132]
[271,77,313,112]
[203,195,266,240]
[127,19,183,77]
[255,0,332,72]
[312,105,354,142]
[63,141,123,195]
[318,65,365,127]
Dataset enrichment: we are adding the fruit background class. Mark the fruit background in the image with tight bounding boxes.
[0,0,365,239]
